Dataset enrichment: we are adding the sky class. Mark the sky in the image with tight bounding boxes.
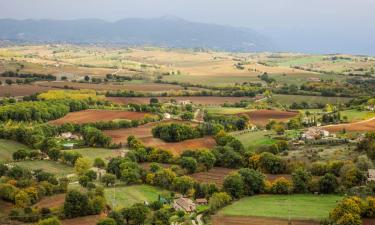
[1,0,375,54]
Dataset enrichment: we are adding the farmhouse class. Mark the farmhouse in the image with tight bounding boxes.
[173,197,196,213]
[301,127,330,140]
[163,113,171,119]
[59,132,80,140]
[308,77,321,82]
[195,198,208,205]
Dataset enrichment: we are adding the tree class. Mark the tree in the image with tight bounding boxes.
[208,192,232,213]
[15,190,31,208]
[330,197,362,225]
[259,152,284,174]
[79,176,90,187]
[47,149,60,161]
[292,168,312,193]
[63,190,89,218]
[97,218,117,225]
[37,217,61,225]
[238,168,265,196]
[101,173,116,187]
[94,158,106,169]
[179,157,198,174]
[150,98,159,105]
[75,157,91,176]
[319,173,338,194]
[181,112,194,121]
[223,172,245,198]
[151,209,170,225]
[270,177,292,194]
[127,203,149,225]
[84,75,90,82]
[197,150,216,170]
[172,176,194,195]
[12,149,29,161]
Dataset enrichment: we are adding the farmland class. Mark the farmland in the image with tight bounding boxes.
[12,160,74,177]
[322,117,375,132]
[231,130,276,149]
[104,185,170,209]
[108,96,254,106]
[73,147,124,163]
[217,194,343,220]
[241,109,299,127]
[0,84,55,97]
[49,109,155,125]
[272,94,352,105]
[0,139,31,162]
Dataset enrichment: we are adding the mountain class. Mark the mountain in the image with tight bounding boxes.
[0,17,272,52]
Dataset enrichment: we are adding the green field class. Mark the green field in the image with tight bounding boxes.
[232,130,276,150]
[13,160,74,177]
[104,185,170,209]
[73,148,122,164]
[205,107,250,114]
[0,139,31,162]
[219,194,343,220]
[163,74,259,86]
[340,109,375,122]
[272,94,352,105]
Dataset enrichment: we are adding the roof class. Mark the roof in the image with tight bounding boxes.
[175,198,195,211]
[196,198,208,204]
[369,169,375,181]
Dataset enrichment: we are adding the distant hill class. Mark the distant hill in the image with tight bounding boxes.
[0,17,272,52]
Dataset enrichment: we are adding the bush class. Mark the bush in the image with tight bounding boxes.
[223,173,244,198]
[97,218,117,225]
[179,157,198,174]
[36,217,61,225]
[319,173,338,194]
[270,177,292,194]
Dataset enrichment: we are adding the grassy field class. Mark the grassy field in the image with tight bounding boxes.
[104,185,170,209]
[73,148,123,164]
[232,130,276,150]
[272,94,352,105]
[0,139,31,162]
[340,109,375,122]
[13,160,74,177]
[205,107,251,114]
[218,194,343,220]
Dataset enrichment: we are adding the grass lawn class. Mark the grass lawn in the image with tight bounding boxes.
[205,107,251,115]
[73,148,122,164]
[0,139,31,162]
[219,194,343,220]
[232,130,276,149]
[104,185,170,209]
[13,160,74,177]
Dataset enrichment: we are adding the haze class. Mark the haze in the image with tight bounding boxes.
[1,0,375,55]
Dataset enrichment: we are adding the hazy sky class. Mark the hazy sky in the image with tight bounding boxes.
[1,0,375,54]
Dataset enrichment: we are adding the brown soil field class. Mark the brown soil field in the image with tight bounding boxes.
[322,117,375,132]
[34,193,66,209]
[103,120,200,144]
[0,84,54,97]
[104,119,213,155]
[240,109,299,127]
[61,215,104,225]
[37,81,188,92]
[141,136,216,155]
[190,167,292,187]
[50,109,154,125]
[107,96,253,105]
[212,215,319,225]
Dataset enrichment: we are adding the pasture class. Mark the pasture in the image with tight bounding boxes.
[104,185,170,209]
[73,148,124,163]
[231,130,276,149]
[218,194,343,220]
[0,139,31,162]
[13,160,74,177]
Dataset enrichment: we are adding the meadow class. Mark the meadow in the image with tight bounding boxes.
[13,160,74,177]
[104,184,170,209]
[231,130,276,149]
[218,194,343,220]
[0,139,31,162]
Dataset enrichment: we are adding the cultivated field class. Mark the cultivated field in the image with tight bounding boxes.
[214,194,343,225]
[104,119,213,155]
[240,109,299,127]
[50,109,154,125]
[323,117,375,132]
[61,215,103,225]
[108,96,254,106]
[34,193,66,209]
[0,84,54,97]
[272,94,352,105]
[37,81,189,92]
